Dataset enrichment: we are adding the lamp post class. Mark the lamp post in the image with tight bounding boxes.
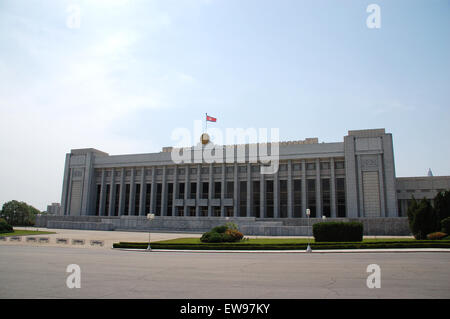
[306,209,312,253]
[146,213,155,251]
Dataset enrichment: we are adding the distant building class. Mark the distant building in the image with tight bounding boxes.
[46,203,61,215]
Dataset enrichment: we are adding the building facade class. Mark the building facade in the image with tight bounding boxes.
[59,128,400,219]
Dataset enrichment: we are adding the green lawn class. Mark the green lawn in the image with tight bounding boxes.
[0,230,55,237]
[152,237,415,245]
[113,237,450,250]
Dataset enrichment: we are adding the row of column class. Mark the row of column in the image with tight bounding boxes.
[95,159,340,218]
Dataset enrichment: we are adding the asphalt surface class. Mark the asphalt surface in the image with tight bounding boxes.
[1,245,449,299]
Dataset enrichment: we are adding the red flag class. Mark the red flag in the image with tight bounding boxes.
[206,114,217,122]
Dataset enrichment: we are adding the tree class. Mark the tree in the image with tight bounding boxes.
[0,200,41,226]
[434,190,450,223]
[408,198,439,240]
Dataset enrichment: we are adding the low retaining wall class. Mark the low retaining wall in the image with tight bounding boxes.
[36,215,411,236]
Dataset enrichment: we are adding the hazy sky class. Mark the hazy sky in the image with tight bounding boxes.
[0,0,449,211]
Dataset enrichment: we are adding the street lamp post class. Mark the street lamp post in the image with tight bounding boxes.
[146,213,155,251]
[306,209,312,253]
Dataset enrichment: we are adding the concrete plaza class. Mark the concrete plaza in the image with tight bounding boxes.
[0,245,449,299]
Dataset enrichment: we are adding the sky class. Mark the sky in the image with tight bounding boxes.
[0,0,449,211]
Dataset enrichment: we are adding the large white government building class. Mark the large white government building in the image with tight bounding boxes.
[37,128,449,235]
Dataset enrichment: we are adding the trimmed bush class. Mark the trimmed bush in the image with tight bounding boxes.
[313,221,363,242]
[200,223,244,243]
[441,217,450,234]
[427,232,448,240]
[0,218,13,233]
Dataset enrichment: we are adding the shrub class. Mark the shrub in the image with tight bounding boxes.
[211,225,228,233]
[223,229,244,242]
[426,232,448,240]
[313,221,363,242]
[200,223,244,243]
[408,198,439,240]
[441,217,450,234]
[0,218,13,233]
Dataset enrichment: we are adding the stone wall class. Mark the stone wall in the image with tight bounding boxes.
[35,216,411,236]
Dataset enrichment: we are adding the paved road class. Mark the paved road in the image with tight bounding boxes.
[0,246,449,299]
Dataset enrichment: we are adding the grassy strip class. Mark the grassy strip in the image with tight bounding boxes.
[0,230,55,237]
[113,239,450,250]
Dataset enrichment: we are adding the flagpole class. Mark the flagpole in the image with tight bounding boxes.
[205,113,208,133]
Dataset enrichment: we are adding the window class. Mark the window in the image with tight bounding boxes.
[124,184,131,215]
[226,166,234,174]
[214,182,221,198]
[226,181,234,198]
[178,183,185,198]
[156,169,163,175]
[114,185,120,216]
[279,164,287,172]
[336,178,346,217]
[167,168,174,175]
[95,184,101,216]
[320,162,330,170]
[253,181,260,217]
[201,167,209,174]
[252,165,260,172]
[293,163,301,171]
[307,179,316,217]
[240,181,247,217]
[201,182,209,199]
[190,182,197,199]
[238,166,247,173]
[335,161,345,169]
[306,163,316,170]
[105,184,111,216]
[178,168,185,175]
[167,183,173,216]
[321,179,331,217]
[266,180,274,218]
[213,166,222,174]
[145,169,152,176]
[155,183,162,216]
[293,180,302,217]
[134,184,141,215]
[145,184,151,213]
[190,168,197,174]
[280,180,288,217]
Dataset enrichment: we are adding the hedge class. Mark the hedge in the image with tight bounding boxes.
[313,221,363,242]
[0,218,13,233]
[113,240,450,250]
[441,217,450,234]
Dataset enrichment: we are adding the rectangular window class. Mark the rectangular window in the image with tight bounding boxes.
[335,161,345,169]
[280,180,288,218]
[253,181,260,218]
[321,179,331,217]
[202,182,209,199]
[266,180,274,218]
[307,179,316,217]
[95,184,101,216]
[178,183,185,199]
[156,183,162,216]
[145,184,151,213]
[214,182,221,198]
[200,207,208,217]
[336,178,346,217]
[167,183,173,216]
[114,184,120,216]
[134,184,141,216]
[226,181,234,198]
[105,184,111,216]
[124,184,131,215]
[306,163,316,170]
[320,162,330,170]
[293,179,302,217]
[190,182,197,199]
[239,181,247,217]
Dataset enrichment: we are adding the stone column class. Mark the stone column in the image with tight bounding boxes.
[287,160,293,218]
[260,171,265,218]
[274,169,279,218]
[301,160,307,218]
[173,166,178,216]
[98,169,106,216]
[208,163,213,217]
[221,164,225,217]
[161,166,167,216]
[330,158,337,218]
[184,166,190,217]
[234,163,239,217]
[196,164,201,217]
[246,163,252,217]
[108,169,116,216]
[139,167,146,216]
[357,155,364,218]
[315,158,322,218]
[150,167,156,214]
[60,153,71,216]
[129,168,136,216]
[118,168,125,216]
[378,154,386,217]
